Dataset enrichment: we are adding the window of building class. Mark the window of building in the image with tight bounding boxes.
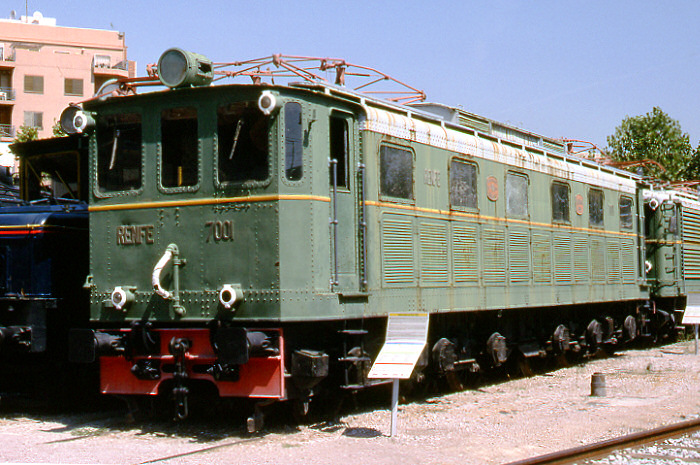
[64,78,83,96]
[97,113,142,192]
[23,111,43,129]
[506,172,528,217]
[380,144,413,199]
[24,75,43,94]
[620,196,634,230]
[284,102,303,181]
[217,101,269,184]
[551,182,570,223]
[161,107,198,188]
[329,114,349,188]
[450,159,477,208]
[94,55,111,68]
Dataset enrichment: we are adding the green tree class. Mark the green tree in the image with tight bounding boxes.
[685,143,700,181]
[13,125,39,143]
[607,107,693,182]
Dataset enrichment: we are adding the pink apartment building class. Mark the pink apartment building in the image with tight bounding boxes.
[0,11,135,166]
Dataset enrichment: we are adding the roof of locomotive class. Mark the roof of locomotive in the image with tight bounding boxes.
[77,50,641,188]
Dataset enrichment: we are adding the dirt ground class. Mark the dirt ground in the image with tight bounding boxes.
[1,339,699,465]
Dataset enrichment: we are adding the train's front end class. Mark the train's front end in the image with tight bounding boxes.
[69,49,302,419]
[0,136,88,390]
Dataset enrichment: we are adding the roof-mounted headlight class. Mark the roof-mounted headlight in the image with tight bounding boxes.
[258,90,278,115]
[59,105,95,134]
[157,48,213,88]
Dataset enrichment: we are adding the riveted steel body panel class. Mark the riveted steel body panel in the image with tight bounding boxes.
[84,82,650,329]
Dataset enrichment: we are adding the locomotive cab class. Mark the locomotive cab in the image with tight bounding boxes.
[73,67,369,418]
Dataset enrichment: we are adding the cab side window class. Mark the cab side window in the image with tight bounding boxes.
[329,115,349,188]
[217,102,269,184]
[284,102,303,181]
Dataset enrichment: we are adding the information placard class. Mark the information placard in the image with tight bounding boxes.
[368,313,429,380]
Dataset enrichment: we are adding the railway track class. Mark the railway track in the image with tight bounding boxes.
[505,417,700,465]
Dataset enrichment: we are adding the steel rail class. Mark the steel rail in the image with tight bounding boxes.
[504,417,700,465]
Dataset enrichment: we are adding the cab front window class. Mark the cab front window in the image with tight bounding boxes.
[161,106,198,188]
[96,113,142,193]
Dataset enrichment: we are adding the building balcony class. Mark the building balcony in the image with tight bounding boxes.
[93,57,129,78]
[0,124,14,140]
[0,88,16,103]
[0,49,16,68]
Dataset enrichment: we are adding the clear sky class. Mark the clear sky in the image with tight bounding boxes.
[9,0,700,150]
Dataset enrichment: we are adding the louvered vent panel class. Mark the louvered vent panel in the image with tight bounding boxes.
[420,222,448,284]
[483,228,506,283]
[606,241,621,283]
[554,235,572,283]
[621,239,636,283]
[458,114,491,133]
[381,216,414,285]
[532,233,551,283]
[683,209,700,280]
[591,238,606,283]
[453,224,478,283]
[509,229,530,283]
[573,238,589,282]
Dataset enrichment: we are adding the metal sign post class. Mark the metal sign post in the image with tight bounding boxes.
[368,313,429,437]
[682,305,700,355]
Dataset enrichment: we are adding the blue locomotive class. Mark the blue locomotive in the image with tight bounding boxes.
[0,135,88,392]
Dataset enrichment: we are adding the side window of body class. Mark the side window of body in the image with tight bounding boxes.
[161,106,199,188]
[551,181,570,223]
[379,144,413,200]
[619,196,634,230]
[506,171,528,217]
[284,102,303,181]
[589,188,604,227]
[449,159,478,209]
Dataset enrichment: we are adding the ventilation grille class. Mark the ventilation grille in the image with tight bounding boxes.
[420,222,448,284]
[382,216,414,285]
[453,225,478,283]
[509,229,530,283]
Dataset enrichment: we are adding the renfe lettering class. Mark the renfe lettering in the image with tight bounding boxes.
[116,224,155,246]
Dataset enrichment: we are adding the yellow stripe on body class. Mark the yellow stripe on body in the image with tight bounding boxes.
[89,194,331,212]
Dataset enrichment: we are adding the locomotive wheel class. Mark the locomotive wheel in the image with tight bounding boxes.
[515,355,534,378]
[290,398,312,424]
[486,332,508,367]
[586,320,603,355]
[552,324,571,355]
[446,371,465,391]
[624,315,637,342]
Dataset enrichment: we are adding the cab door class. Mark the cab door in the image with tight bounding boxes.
[329,111,360,292]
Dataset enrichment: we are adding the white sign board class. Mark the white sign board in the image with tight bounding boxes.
[683,307,700,325]
[368,313,429,380]
[683,294,700,324]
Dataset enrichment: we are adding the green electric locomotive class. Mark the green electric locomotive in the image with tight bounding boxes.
[64,48,679,425]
